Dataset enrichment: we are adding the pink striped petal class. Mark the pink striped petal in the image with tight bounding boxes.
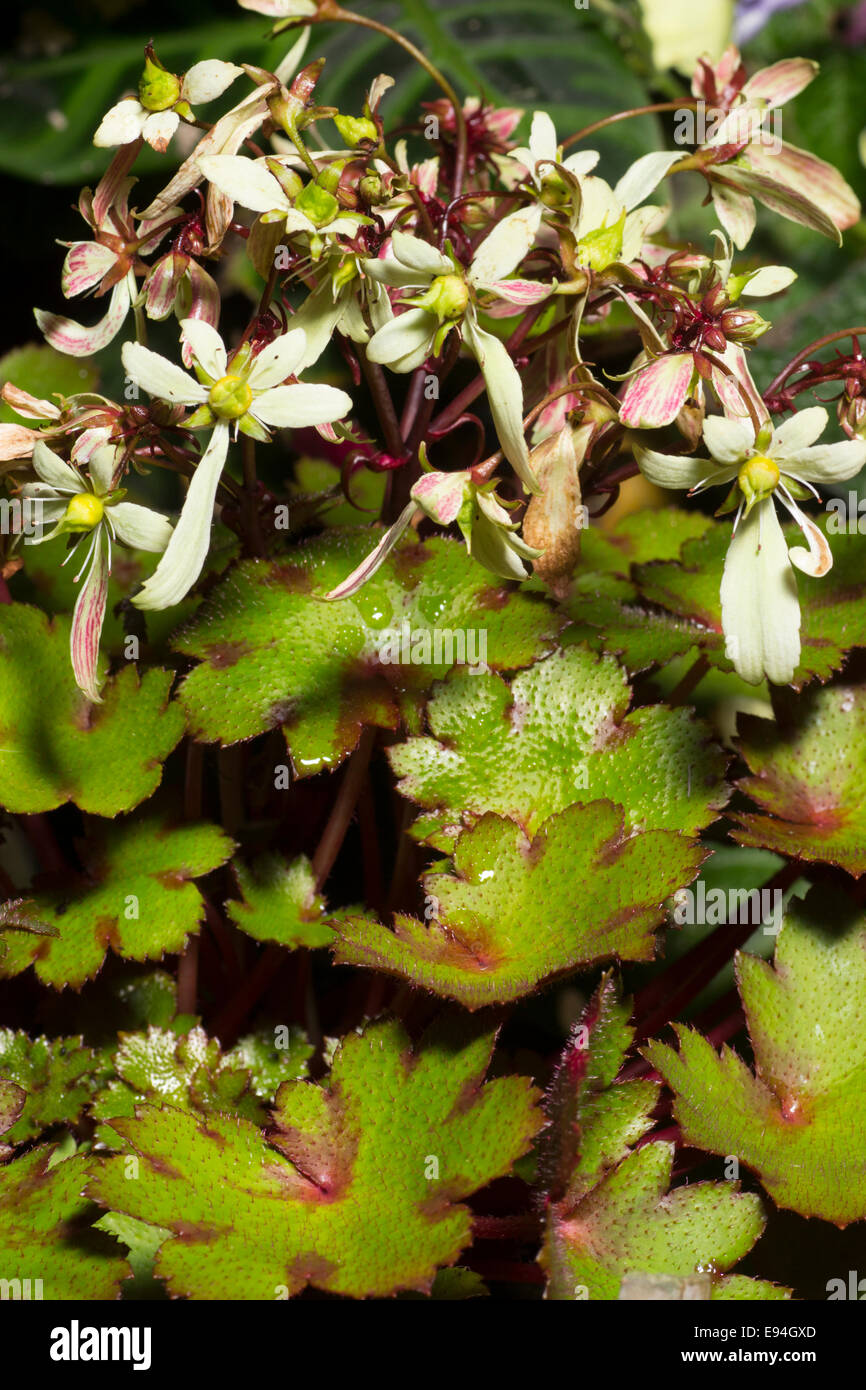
[61,241,118,298]
[93,144,141,229]
[742,58,817,109]
[489,278,553,306]
[145,251,187,321]
[619,353,694,428]
[70,530,109,703]
[35,278,131,356]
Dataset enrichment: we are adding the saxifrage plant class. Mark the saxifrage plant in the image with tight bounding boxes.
[1,0,866,1302]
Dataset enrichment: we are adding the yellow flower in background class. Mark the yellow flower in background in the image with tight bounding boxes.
[638,0,733,74]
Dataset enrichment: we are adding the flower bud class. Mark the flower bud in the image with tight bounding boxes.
[138,50,181,113]
[720,308,770,343]
[410,469,471,526]
[359,172,385,206]
[333,114,379,148]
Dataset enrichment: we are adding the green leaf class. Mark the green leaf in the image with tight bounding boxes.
[0,1031,112,1145]
[645,886,866,1225]
[543,1141,783,1302]
[88,1016,543,1299]
[333,804,704,1007]
[227,855,331,949]
[92,1211,171,1301]
[175,531,560,775]
[0,1148,128,1300]
[0,815,233,989]
[631,519,866,687]
[0,1080,25,1153]
[388,646,728,845]
[538,975,658,1206]
[540,977,782,1301]
[731,677,866,876]
[93,1024,313,1134]
[0,605,185,815]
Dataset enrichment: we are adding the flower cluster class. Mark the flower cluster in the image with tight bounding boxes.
[4,5,865,699]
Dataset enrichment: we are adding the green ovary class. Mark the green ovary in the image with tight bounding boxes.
[209,375,253,421]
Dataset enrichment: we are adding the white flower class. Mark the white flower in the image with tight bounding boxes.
[512,111,678,272]
[21,443,172,701]
[362,217,550,493]
[197,153,367,242]
[635,407,866,685]
[121,319,352,609]
[94,50,245,153]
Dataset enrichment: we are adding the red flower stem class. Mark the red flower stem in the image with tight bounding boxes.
[630,861,802,1044]
[471,1213,540,1241]
[427,306,544,436]
[311,726,377,892]
[562,99,699,149]
[667,653,711,707]
[763,327,866,401]
[329,6,468,196]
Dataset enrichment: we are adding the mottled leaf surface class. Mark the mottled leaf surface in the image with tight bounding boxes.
[89,1017,542,1298]
[0,817,233,989]
[732,679,866,875]
[333,805,704,1007]
[175,531,560,775]
[0,605,184,814]
[645,889,866,1225]
[389,647,727,844]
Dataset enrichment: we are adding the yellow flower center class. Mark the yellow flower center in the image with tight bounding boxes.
[738,453,780,505]
[65,493,104,530]
[209,374,253,421]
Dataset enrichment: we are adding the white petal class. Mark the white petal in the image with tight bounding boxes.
[252,382,352,429]
[88,444,120,496]
[247,329,307,389]
[528,111,557,169]
[133,425,229,610]
[561,149,601,177]
[781,439,866,484]
[109,501,173,552]
[93,99,147,148]
[366,308,436,372]
[738,265,797,296]
[633,445,732,492]
[469,204,542,289]
[770,406,828,457]
[182,60,245,106]
[180,318,227,379]
[389,230,453,278]
[720,500,800,686]
[197,154,287,214]
[143,109,181,153]
[702,414,755,465]
[613,151,681,211]
[32,441,84,492]
[777,494,832,577]
[463,311,540,494]
[288,280,347,372]
[324,503,416,601]
[121,341,208,406]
